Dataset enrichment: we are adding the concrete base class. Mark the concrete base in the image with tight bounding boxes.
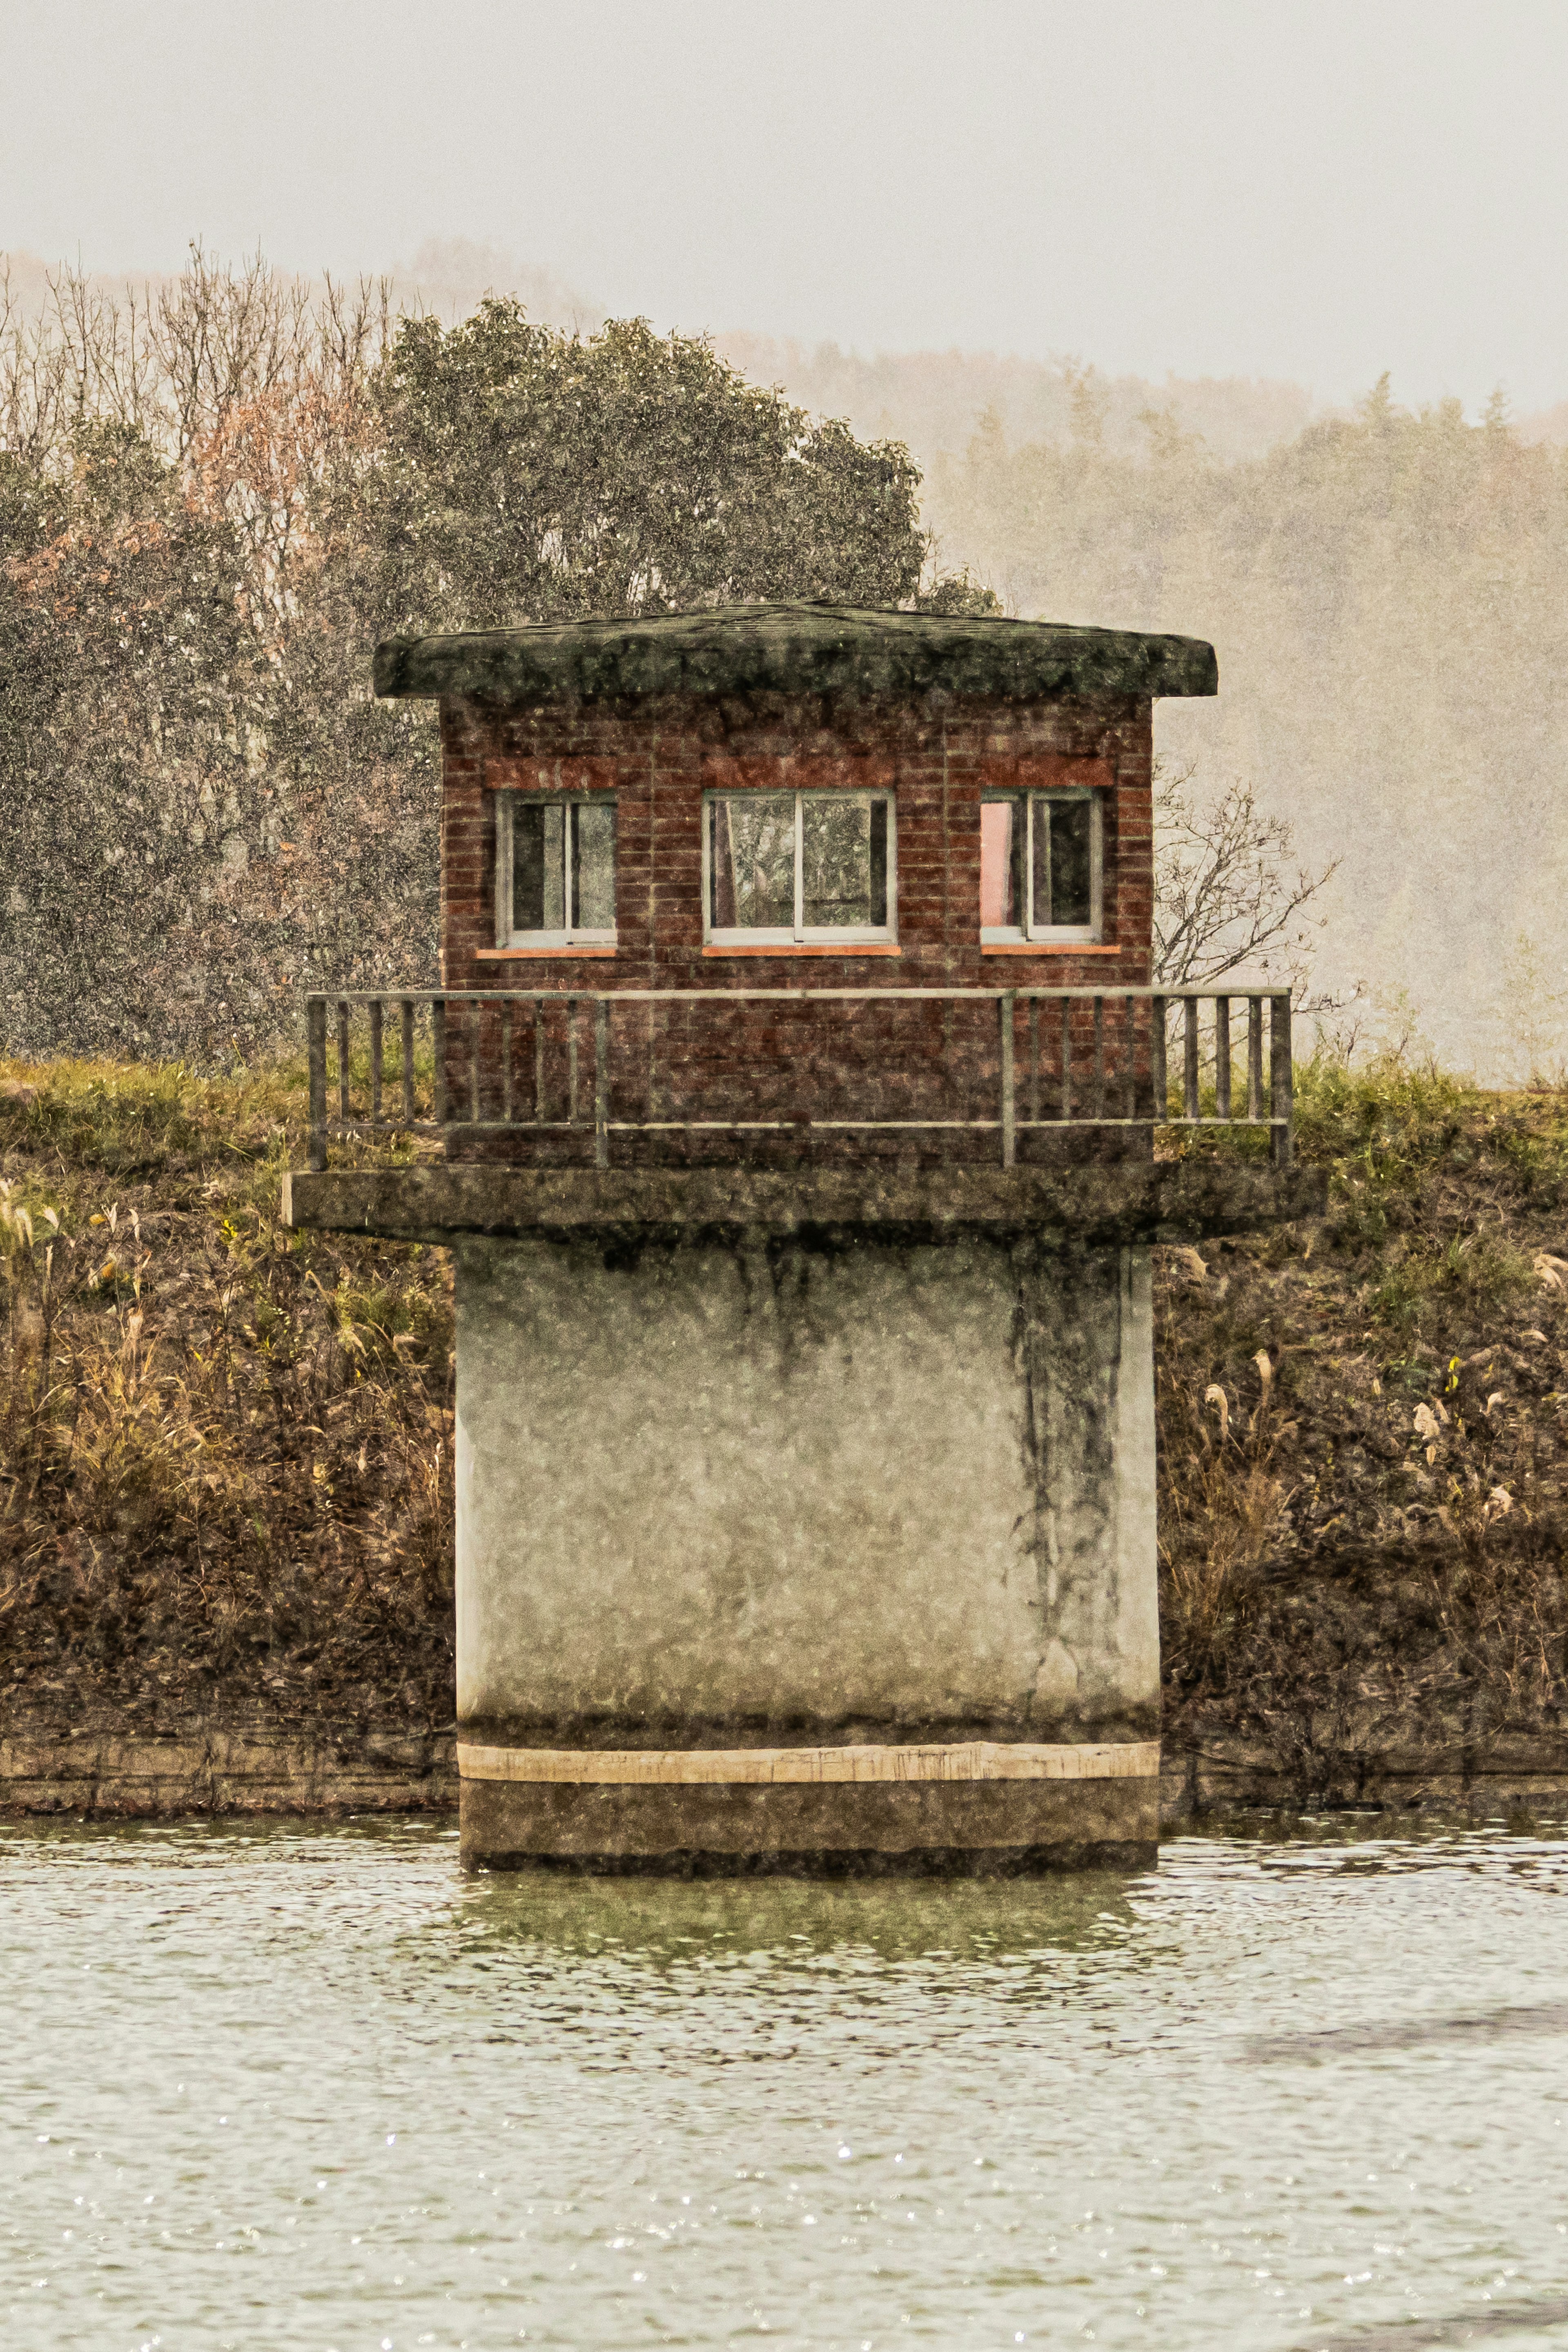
[451,1229,1164,1869]
[459,1773,1160,1875]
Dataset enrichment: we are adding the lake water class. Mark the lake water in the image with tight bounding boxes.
[4,1813,1568,2351]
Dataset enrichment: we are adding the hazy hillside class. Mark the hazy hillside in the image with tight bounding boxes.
[922,392,1568,1071]
[714,334,1326,472]
[383,238,607,334]
[0,240,607,339]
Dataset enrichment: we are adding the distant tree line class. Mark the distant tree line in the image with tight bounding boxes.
[0,250,991,1058]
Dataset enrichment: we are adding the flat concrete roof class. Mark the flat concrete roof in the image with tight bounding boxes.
[372,602,1218,710]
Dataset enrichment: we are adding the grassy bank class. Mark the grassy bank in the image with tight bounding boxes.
[0,1054,454,1734]
[1158,1058,1568,1788]
[1,1050,1565,1794]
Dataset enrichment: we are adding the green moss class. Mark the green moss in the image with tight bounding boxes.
[373,601,1218,709]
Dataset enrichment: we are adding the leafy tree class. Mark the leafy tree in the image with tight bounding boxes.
[353,300,988,633]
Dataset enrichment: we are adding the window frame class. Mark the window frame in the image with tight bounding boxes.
[980,786,1104,945]
[702,787,897,949]
[494,791,619,951]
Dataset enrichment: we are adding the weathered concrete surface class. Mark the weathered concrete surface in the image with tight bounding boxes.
[459,1775,1158,1873]
[454,1235,1159,1872]
[0,1723,456,1817]
[285,1160,1325,1249]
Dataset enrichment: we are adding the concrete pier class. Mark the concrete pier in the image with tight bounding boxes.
[452,1232,1159,1867]
[286,1157,1324,1871]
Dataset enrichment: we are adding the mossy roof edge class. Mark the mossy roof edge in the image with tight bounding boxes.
[372,602,1218,707]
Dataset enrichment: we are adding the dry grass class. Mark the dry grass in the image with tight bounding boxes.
[1157,1343,1292,1679]
[4,1045,1567,1791]
[0,1054,454,1731]
[1156,1050,1568,1792]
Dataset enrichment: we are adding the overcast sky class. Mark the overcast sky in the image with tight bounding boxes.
[6,0,1567,413]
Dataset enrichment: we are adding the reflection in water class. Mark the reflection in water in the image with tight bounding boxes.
[461,1855,1145,1968]
[2,1813,1567,2352]
[1294,2294,1568,2348]
[1245,2001,1568,2062]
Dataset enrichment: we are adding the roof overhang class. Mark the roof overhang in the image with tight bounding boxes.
[372,601,1218,709]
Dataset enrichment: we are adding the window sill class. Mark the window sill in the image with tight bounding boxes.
[981,942,1120,956]
[702,942,902,958]
[477,945,619,960]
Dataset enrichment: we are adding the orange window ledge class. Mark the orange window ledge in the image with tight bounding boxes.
[476,945,619,960]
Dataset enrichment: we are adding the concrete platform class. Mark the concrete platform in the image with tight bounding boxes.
[283,1158,1325,1247]
[283,1154,1321,1875]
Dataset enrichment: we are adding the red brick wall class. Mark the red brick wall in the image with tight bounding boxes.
[435,690,1157,1166]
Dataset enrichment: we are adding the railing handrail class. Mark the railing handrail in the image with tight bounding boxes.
[305,984,1295,1176]
[304,983,1292,1006]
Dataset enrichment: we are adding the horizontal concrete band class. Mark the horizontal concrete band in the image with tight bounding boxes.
[284,1163,1325,1247]
[457,1739,1161,1786]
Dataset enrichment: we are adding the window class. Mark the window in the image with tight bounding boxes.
[705,790,894,947]
[497,795,617,948]
[980,788,1102,944]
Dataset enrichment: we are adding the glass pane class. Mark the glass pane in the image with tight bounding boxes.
[572,801,617,931]
[711,794,794,930]
[980,799,1020,928]
[802,795,883,929]
[1036,794,1094,929]
[512,801,566,934]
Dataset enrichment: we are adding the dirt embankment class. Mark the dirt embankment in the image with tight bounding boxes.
[1,1055,1565,1822]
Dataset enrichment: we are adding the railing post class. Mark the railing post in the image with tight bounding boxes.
[1149,994,1167,1122]
[999,992,1016,1168]
[369,1000,383,1131]
[432,998,448,1134]
[1214,996,1231,1122]
[307,996,327,1172]
[1183,998,1200,1120]
[336,999,350,1122]
[1271,992,1294,1166]
[1247,997,1264,1121]
[400,999,415,1125]
[595,997,610,1170]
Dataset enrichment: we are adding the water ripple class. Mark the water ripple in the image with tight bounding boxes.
[2,1811,1566,2350]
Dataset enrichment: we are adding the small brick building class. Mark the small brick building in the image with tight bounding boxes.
[290,601,1318,1875]
[373,602,1217,1169]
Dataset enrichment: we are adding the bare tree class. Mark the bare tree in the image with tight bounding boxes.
[1154,756,1338,1001]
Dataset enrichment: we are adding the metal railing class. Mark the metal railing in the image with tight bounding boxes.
[305,986,1294,1172]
